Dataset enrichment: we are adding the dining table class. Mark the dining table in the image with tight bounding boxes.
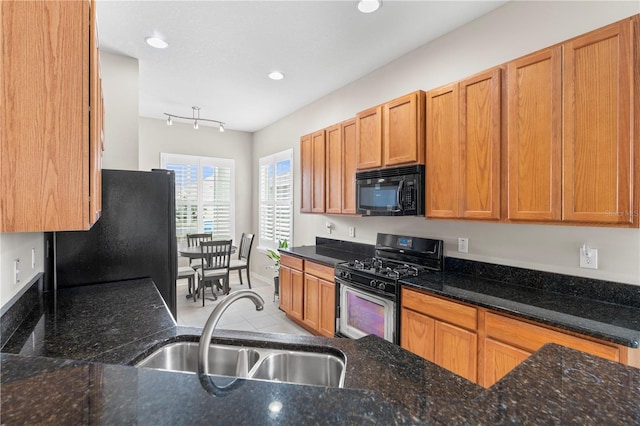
[178,244,237,300]
[178,245,237,260]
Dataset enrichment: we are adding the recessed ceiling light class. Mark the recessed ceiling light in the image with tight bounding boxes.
[145,36,168,49]
[357,0,381,14]
[269,71,285,81]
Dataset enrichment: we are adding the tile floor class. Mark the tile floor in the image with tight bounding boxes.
[176,273,311,336]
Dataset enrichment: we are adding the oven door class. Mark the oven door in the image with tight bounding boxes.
[336,279,396,343]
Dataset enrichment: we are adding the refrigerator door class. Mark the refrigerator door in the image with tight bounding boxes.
[55,169,177,318]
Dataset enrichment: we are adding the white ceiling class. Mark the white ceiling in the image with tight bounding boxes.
[97,0,508,132]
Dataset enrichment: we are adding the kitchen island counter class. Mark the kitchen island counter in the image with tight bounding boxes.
[1,278,639,424]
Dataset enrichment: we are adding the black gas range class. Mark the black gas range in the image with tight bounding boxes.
[334,233,443,344]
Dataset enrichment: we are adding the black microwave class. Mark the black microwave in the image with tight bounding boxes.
[355,165,425,216]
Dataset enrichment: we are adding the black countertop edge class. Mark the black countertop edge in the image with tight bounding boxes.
[401,274,640,348]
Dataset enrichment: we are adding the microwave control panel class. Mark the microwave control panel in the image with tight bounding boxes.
[402,181,417,210]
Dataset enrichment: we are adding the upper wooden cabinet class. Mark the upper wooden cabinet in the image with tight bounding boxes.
[507,47,562,221]
[426,68,502,220]
[325,119,357,215]
[562,20,634,224]
[356,91,425,170]
[300,134,313,212]
[341,119,357,215]
[302,118,357,215]
[426,84,460,218]
[507,19,637,226]
[1,0,104,232]
[311,130,326,213]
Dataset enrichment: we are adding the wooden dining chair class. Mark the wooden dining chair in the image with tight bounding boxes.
[229,233,254,289]
[186,233,213,268]
[195,240,232,306]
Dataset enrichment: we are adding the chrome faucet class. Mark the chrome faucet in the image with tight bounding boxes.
[198,289,265,377]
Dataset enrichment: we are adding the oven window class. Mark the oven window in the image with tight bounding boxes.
[359,184,398,209]
[346,291,385,338]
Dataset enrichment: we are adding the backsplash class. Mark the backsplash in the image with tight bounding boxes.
[445,258,640,309]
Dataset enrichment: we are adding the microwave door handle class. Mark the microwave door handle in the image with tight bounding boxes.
[393,181,404,212]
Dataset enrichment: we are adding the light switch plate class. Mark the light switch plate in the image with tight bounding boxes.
[348,227,355,238]
[458,238,469,253]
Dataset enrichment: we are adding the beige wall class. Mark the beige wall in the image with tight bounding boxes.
[138,117,254,245]
[101,51,139,170]
[252,0,640,286]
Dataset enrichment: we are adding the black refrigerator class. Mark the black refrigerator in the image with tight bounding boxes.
[54,169,178,318]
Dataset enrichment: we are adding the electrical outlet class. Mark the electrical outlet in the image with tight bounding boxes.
[458,238,469,253]
[32,248,36,269]
[580,245,598,269]
[348,227,355,238]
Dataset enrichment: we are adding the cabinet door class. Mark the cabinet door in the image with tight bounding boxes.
[384,91,425,166]
[300,134,312,212]
[341,119,357,214]
[311,130,326,213]
[507,47,562,221]
[426,84,460,218]
[1,0,91,232]
[434,321,478,383]
[325,124,342,214]
[562,20,633,224]
[356,105,383,170]
[400,308,435,362]
[318,278,336,337]
[459,68,502,219]
[290,268,304,321]
[303,274,320,331]
[279,266,292,314]
[483,338,531,388]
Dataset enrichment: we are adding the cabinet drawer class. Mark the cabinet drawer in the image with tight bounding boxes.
[304,261,334,282]
[402,288,477,331]
[281,254,303,270]
[485,312,620,361]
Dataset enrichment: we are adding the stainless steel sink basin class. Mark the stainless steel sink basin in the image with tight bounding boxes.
[135,341,346,388]
[250,351,344,387]
[136,342,260,377]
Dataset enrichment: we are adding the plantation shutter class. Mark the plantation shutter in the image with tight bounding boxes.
[259,149,293,249]
[161,153,235,241]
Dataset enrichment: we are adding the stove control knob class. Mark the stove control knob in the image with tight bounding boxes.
[378,283,386,291]
[369,279,377,288]
[340,271,351,280]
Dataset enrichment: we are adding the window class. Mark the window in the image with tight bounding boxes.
[259,149,293,249]
[161,153,235,241]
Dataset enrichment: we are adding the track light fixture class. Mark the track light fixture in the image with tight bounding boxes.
[164,106,225,132]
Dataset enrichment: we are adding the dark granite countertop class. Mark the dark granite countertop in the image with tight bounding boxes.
[402,270,640,348]
[2,277,639,424]
[283,241,640,348]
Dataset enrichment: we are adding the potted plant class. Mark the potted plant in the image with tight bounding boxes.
[266,239,288,298]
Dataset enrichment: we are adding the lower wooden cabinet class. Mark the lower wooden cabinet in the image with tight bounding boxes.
[401,288,478,382]
[483,338,531,388]
[279,254,335,337]
[401,287,634,388]
[279,255,304,321]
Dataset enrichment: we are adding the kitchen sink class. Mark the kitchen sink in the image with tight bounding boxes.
[250,351,344,387]
[135,341,346,388]
[135,342,260,377]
